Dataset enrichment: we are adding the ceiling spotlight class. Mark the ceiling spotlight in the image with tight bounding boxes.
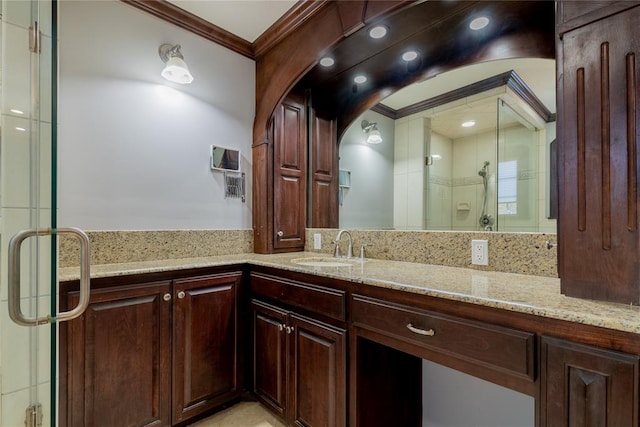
[319,57,335,67]
[159,43,194,84]
[402,51,418,62]
[354,75,367,84]
[361,119,383,144]
[368,25,388,39]
[462,120,476,128]
[469,16,490,30]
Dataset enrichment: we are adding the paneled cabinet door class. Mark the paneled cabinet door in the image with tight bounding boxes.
[252,300,347,427]
[65,281,172,427]
[273,91,307,251]
[540,336,639,427]
[288,313,347,427]
[252,300,288,417]
[172,273,242,424]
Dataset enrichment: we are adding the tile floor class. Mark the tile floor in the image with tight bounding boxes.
[189,401,287,427]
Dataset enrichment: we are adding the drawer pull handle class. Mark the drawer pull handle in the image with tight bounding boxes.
[407,323,435,336]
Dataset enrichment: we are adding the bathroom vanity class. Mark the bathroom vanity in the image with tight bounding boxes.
[58,253,640,427]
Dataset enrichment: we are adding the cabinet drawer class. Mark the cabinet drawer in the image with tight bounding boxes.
[352,295,535,380]
[250,272,346,321]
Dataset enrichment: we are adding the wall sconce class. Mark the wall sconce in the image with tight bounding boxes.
[361,120,383,144]
[159,43,194,84]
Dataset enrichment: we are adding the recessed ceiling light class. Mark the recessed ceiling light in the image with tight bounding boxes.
[402,51,418,61]
[462,121,476,128]
[319,57,335,67]
[16,127,26,132]
[368,25,388,39]
[469,16,490,30]
[354,75,367,84]
[10,108,25,115]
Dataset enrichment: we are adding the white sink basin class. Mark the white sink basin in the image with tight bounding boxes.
[291,257,358,267]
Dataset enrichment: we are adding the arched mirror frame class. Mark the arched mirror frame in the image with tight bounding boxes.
[252,0,555,253]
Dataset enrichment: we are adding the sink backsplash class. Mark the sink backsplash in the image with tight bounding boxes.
[58,228,556,277]
[306,229,557,277]
[59,229,253,268]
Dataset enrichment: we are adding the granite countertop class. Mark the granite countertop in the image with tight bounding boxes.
[59,252,640,335]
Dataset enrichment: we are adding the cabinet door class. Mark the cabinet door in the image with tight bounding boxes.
[172,273,242,424]
[273,91,307,251]
[558,4,640,304]
[65,281,172,427]
[540,336,639,427]
[252,299,288,417]
[289,313,347,427]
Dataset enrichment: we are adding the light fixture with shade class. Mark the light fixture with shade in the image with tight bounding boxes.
[361,119,383,144]
[159,44,194,84]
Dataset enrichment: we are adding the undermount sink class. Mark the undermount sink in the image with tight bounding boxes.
[291,257,359,267]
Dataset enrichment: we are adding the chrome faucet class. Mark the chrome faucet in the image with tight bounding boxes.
[334,230,354,259]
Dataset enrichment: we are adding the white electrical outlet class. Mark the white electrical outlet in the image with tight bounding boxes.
[313,233,322,250]
[471,239,488,266]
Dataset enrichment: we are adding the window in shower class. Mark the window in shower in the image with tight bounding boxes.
[498,160,518,215]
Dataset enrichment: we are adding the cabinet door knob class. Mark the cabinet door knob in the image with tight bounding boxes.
[177,291,186,299]
[277,231,284,237]
[278,324,284,332]
[163,293,171,302]
[286,326,294,334]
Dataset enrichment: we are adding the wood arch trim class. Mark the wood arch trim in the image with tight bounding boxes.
[253,0,411,146]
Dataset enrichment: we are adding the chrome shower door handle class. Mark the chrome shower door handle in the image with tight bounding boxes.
[8,227,91,326]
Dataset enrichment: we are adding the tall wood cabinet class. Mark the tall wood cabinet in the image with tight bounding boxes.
[62,271,243,427]
[273,91,307,252]
[558,1,640,303]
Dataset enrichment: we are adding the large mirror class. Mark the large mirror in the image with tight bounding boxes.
[338,58,556,233]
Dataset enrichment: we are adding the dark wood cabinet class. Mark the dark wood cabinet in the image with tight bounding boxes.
[273,91,307,252]
[251,299,347,427]
[62,270,243,427]
[540,336,639,427]
[64,281,172,427]
[172,273,243,424]
[252,300,288,417]
[558,2,640,303]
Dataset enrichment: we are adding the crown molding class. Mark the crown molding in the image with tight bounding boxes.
[122,0,254,58]
[377,70,555,123]
[253,1,331,58]
[122,0,329,60]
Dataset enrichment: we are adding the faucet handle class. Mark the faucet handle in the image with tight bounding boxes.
[359,244,371,260]
[332,240,341,258]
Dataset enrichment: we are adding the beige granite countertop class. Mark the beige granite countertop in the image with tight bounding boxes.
[59,252,640,335]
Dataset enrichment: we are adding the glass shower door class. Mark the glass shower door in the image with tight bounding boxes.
[1,1,57,425]
[497,99,539,232]
[1,1,89,425]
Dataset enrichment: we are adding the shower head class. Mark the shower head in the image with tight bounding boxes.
[478,161,490,177]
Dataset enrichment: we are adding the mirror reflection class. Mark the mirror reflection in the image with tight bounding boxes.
[338,58,556,233]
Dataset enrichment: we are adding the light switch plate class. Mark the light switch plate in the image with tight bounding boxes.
[313,233,322,250]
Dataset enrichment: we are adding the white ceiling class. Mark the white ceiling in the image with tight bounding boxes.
[168,0,297,43]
